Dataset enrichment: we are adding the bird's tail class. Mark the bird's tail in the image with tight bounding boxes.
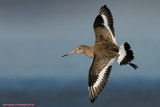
[117,42,138,70]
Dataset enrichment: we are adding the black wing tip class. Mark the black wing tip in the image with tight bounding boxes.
[101,5,108,9]
[94,4,113,29]
[99,4,110,13]
[96,4,115,35]
[90,99,95,103]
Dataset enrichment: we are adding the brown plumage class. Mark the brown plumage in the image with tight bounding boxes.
[62,5,138,103]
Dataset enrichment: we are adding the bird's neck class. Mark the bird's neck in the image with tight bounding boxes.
[82,46,94,58]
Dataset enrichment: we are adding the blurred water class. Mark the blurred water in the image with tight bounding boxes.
[0,78,160,107]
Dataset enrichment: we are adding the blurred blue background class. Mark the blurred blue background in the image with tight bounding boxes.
[0,0,160,107]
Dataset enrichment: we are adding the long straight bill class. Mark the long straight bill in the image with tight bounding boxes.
[62,51,75,57]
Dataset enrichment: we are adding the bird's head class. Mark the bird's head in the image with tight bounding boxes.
[62,45,86,57]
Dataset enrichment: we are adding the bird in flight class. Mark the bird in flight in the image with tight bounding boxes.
[62,5,138,103]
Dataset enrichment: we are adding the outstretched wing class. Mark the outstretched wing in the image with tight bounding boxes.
[88,55,116,103]
[93,5,116,44]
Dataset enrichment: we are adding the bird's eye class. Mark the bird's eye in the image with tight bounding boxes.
[78,47,81,49]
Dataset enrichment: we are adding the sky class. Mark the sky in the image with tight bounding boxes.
[0,0,160,81]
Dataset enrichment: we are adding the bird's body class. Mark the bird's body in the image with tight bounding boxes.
[79,40,119,58]
[62,5,138,103]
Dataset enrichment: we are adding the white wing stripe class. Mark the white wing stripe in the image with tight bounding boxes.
[101,14,117,44]
[93,58,115,88]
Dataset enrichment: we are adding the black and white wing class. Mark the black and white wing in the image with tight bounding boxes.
[94,5,117,44]
[88,55,116,103]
